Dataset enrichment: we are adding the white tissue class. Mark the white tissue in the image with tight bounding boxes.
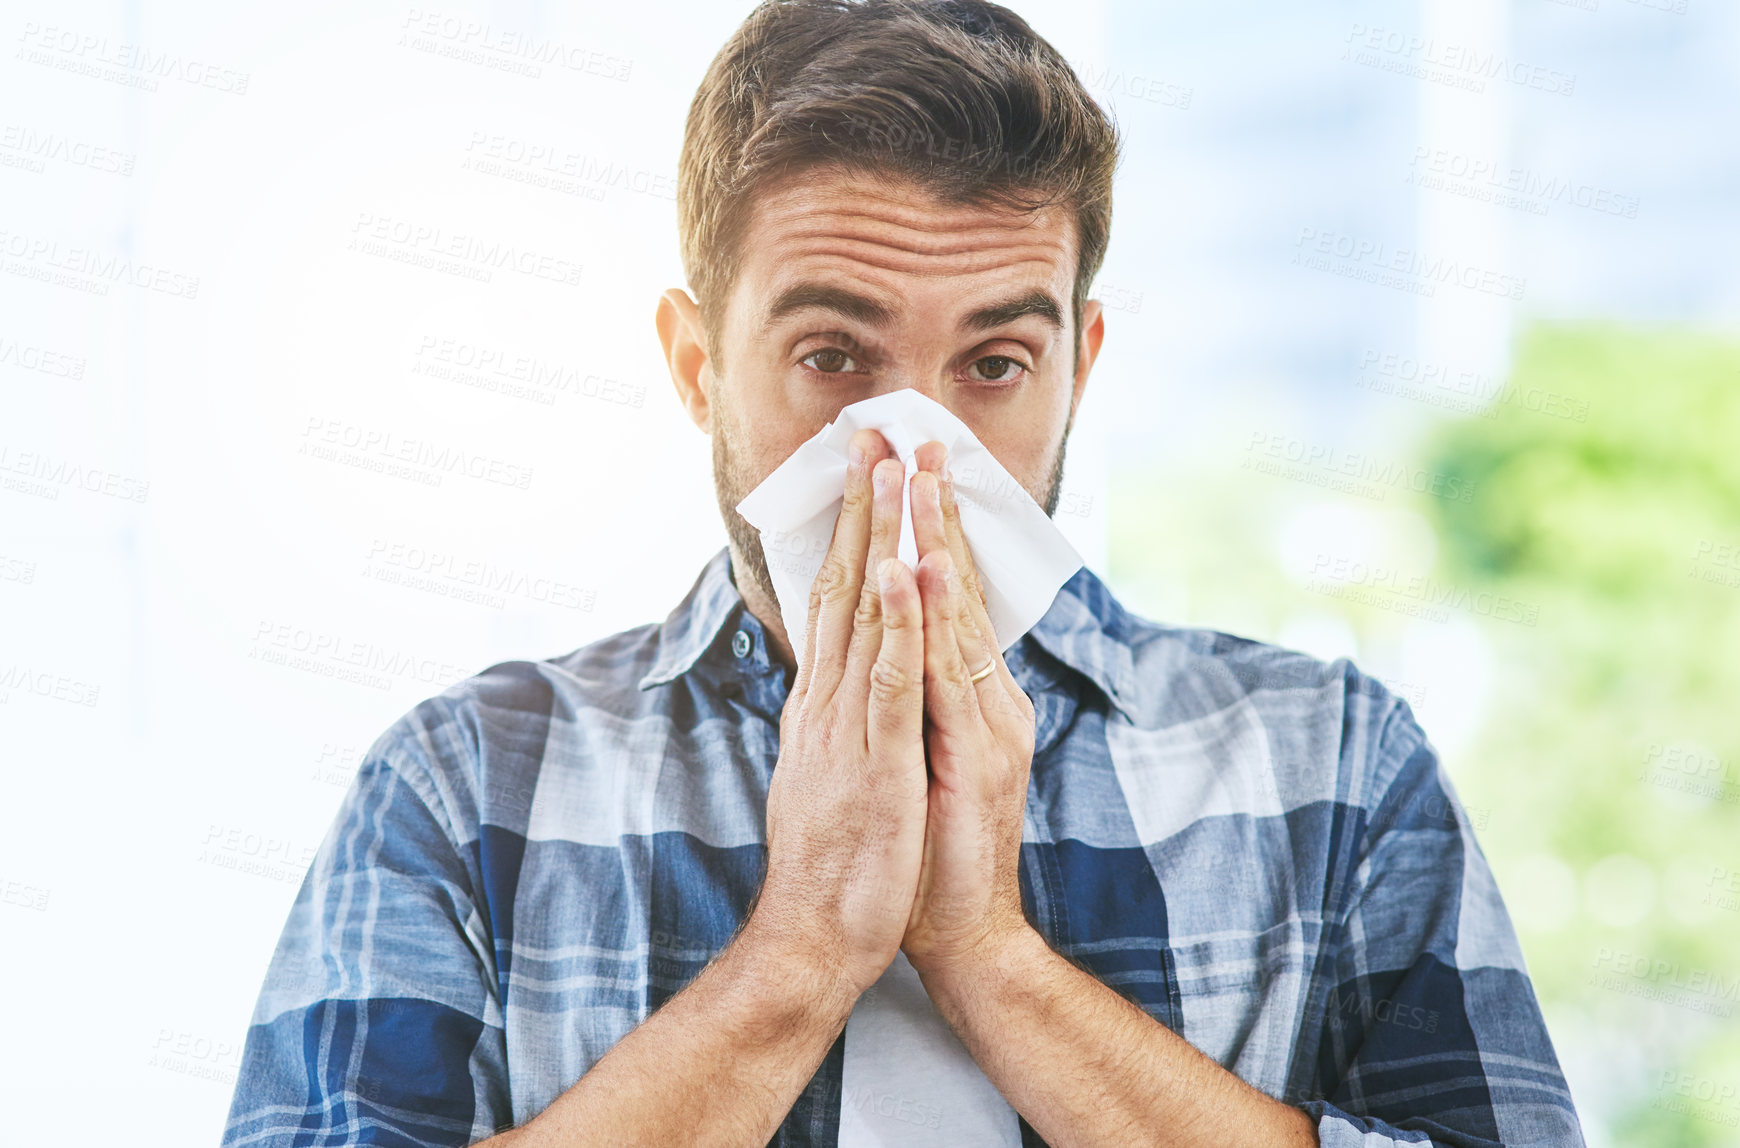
[734,388,1083,673]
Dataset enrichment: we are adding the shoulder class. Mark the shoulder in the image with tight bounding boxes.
[1111,610,1431,819]
[357,621,666,845]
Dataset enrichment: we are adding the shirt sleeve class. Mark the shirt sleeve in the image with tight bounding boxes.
[221,705,513,1147]
[1295,693,1586,1147]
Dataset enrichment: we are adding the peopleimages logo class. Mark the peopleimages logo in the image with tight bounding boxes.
[0,666,101,706]
[1243,431,1479,504]
[462,133,676,201]
[1326,986,1442,1034]
[1294,227,1526,300]
[298,416,534,490]
[1405,146,1639,219]
[1342,23,1576,97]
[248,619,474,692]
[348,212,582,287]
[0,124,137,176]
[1354,349,1591,424]
[0,227,200,299]
[1588,947,1739,1017]
[1307,553,1541,627]
[0,446,149,503]
[362,538,597,611]
[399,9,633,81]
[15,22,251,95]
[0,334,87,379]
[410,335,646,409]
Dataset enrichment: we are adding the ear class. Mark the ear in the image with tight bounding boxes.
[655,288,714,433]
[1069,297,1106,424]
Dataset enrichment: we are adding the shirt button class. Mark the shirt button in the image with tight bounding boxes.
[732,629,753,659]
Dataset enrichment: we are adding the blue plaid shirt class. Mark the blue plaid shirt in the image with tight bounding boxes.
[224,546,1583,1147]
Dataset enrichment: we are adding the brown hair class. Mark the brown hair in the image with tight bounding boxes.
[677,0,1122,371]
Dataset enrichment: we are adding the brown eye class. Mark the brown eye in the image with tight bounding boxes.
[968,355,1027,383]
[802,349,859,374]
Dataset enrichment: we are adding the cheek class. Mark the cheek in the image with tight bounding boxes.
[966,400,1063,475]
[721,385,829,481]
[726,345,838,443]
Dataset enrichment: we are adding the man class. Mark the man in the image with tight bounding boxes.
[224,1,1585,1145]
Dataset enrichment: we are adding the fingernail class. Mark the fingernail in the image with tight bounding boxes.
[878,558,897,590]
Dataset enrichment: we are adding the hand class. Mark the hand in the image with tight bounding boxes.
[747,428,930,999]
[900,442,1039,974]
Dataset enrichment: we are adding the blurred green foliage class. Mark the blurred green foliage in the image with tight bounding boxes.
[1423,325,1740,1145]
[1107,323,1740,1144]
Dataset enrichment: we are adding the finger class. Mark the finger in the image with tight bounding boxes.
[916,550,981,726]
[792,437,875,698]
[912,462,1023,729]
[866,557,924,764]
[910,467,996,669]
[933,454,992,621]
[803,428,888,702]
[908,459,950,563]
[953,572,1028,733]
[930,462,1021,703]
[949,564,1000,702]
[843,456,908,698]
[912,444,992,633]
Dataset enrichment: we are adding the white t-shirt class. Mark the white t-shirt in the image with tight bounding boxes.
[837,951,1023,1146]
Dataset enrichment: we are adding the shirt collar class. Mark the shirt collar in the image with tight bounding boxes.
[638,545,1139,722]
[1023,564,1140,722]
[636,546,743,691]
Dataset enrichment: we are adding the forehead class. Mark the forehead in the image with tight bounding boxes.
[731,166,1077,326]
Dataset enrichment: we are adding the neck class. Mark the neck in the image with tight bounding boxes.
[727,541,798,677]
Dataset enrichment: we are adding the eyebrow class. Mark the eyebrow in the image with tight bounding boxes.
[961,288,1065,334]
[762,284,895,329]
[761,282,1065,335]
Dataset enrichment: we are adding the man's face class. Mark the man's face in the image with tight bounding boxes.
[684,165,1103,632]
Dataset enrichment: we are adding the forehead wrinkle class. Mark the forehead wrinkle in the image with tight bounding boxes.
[779,226,1071,266]
[755,178,1066,236]
[768,236,1069,282]
[742,182,1078,337]
[773,212,1070,258]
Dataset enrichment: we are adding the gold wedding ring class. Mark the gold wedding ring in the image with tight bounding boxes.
[968,657,997,683]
